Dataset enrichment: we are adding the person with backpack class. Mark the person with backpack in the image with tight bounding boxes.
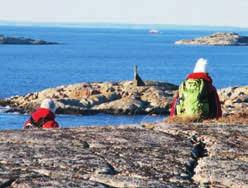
[24,98,59,129]
[170,58,222,121]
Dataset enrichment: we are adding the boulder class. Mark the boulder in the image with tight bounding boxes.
[94,98,147,115]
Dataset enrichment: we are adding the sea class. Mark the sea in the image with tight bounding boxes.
[0,25,247,130]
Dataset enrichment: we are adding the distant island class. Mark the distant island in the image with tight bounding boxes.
[175,32,248,46]
[0,34,58,45]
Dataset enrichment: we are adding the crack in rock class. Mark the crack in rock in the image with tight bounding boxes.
[184,136,208,181]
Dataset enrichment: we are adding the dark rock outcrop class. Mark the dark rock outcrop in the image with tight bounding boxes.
[0,122,247,187]
[175,32,248,46]
[0,34,58,45]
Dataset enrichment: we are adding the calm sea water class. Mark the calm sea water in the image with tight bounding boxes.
[0,26,247,129]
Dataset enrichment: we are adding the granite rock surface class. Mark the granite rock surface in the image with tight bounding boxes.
[175,32,248,46]
[0,122,247,187]
[218,86,248,115]
[0,82,247,116]
[152,122,248,187]
[0,81,177,115]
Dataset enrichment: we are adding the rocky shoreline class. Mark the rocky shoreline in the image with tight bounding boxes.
[0,121,247,187]
[0,34,58,45]
[0,81,247,116]
[0,80,178,115]
[175,32,248,46]
[0,81,247,187]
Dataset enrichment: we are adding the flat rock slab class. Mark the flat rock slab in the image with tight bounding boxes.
[0,123,247,187]
[0,126,196,187]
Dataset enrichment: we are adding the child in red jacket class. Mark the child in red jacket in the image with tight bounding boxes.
[24,98,59,129]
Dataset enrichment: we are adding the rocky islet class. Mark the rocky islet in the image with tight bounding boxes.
[175,32,248,46]
[0,34,58,45]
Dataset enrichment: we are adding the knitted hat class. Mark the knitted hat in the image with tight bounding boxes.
[193,58,208,73]
[40,99,56,113]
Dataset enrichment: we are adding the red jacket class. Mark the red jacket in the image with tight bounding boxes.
[170,72,222,119]
[24,108,59,129]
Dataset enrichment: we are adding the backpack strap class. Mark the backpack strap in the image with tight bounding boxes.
[169,92,179,118]
[198,79,209,102]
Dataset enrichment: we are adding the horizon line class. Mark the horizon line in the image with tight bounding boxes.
[0,20,247,30]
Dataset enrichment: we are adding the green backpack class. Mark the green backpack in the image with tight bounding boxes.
[176,78,209,119]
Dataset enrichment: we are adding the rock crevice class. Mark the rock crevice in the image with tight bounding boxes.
[153,123,248,187]
[185,136,208,182]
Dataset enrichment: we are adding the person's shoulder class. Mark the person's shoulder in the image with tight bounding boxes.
[32,108,54,117]
[187,72,213,83]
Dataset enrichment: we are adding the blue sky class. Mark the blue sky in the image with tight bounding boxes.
[0,0,247,27]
